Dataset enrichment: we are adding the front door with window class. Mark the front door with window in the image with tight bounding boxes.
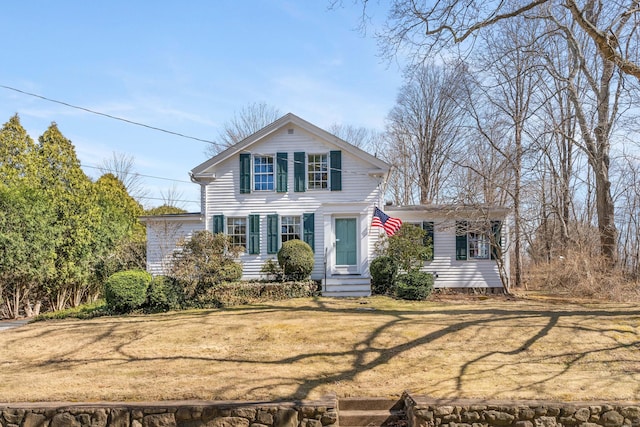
[335,217,358,273]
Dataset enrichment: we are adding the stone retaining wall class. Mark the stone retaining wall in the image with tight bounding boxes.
[0,397,338,427]
[403,393,640,427]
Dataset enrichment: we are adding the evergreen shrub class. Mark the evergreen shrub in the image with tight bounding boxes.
[146,275,183,312]
[104,270,151,313]
[395,271,434,300]
[277,239,314,281]
[370,256,398,295]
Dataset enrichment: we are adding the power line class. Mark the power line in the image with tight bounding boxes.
[1,84,388,181]
[0,84,222,147]
[137,195,200,204]
[82,163,193,184]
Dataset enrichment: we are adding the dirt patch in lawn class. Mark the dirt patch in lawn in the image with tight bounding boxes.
[1,296,639,402]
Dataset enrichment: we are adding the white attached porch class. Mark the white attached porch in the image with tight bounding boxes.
[319,203,376,297]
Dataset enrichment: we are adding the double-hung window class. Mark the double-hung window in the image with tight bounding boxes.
[468,232,490,259]
[456,220,501,261]
[307,154,328,190]
[227,217,247,250]
[281,216,301,243]
[254,155,274,191]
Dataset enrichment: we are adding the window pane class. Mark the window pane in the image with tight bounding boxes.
[227,217,247,249]
[281,216,301,243]
[307,154,328,189]
[468,232,490,259]
[254,156,274,191]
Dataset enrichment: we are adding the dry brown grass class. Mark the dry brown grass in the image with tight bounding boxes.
[1,296,640,403]
[525,251,640,301]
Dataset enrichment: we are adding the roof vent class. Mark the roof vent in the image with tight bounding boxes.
[287,128,294,134]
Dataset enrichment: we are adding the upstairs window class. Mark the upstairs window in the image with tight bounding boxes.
[254,156,274,191]
[307,154,328,190]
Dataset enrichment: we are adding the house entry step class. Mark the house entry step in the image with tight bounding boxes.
[321,276,371,297]
[338,397,406,427]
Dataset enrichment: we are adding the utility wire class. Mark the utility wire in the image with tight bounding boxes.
[2,84,388,180]
[0,84,221,147]
[82,163,193,184]
[137,195,200,204]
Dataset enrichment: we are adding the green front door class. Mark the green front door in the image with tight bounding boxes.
[335,218,357,266]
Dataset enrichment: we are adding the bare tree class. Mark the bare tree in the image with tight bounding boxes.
[327,123,384,152]
[160,184,186,210]
[541,8,632,265]
[98,151,148,201]
[362,0,640,79]
[615,153,640,277]
[205,102,281,157]
[385,62,468,204]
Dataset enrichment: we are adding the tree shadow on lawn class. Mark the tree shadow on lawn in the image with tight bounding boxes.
[220,300,640,399]
[5,299,640,401]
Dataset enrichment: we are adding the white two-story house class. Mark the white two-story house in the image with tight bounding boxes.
[142,113,510,296]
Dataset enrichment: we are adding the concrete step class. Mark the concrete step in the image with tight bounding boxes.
[322,277,371,297]
[322,290,371,298]
[339,398,404,411]
[339,409,405,427]
[339,398,406,427]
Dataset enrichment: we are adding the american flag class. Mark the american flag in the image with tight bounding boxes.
[371,206,403,237]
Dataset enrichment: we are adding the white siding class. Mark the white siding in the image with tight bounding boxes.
[145,218,204,276]
[385,210,509,289]
[202,125,385,280]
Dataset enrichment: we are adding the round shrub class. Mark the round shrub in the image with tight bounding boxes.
[370,256,398,295]
[104,270,152,313]
[395,271,434,301]
[146,275,183,312]
[277,239,315,281]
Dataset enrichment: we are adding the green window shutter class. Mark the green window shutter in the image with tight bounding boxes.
[276,152,288,193]
[294,152,305,192]
[330,150,342,191]
[267,214,279,254]
[213,214,225,234]
[456,221,468,261]
[491,220,502,260]
[303,213,315,252]
[248,214,260,255]
[239,153,251,194]
[422,221,434,260]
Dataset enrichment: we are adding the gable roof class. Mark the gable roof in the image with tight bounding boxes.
[190,113,390,179]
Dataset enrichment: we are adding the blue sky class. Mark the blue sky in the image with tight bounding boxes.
[0,1,403,211]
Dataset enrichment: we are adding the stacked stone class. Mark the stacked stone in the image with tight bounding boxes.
[404,395,640,427]
[0,400,338,427]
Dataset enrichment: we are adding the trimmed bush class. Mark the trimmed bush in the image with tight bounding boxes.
[195,280,320,307]
[395,271,434,301]
[277,239,314,281]
[104,270,152,313]
[370,256,398,295]
[146,275,183,312]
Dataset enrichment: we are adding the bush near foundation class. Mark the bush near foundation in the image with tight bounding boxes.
[370,256,398,295]
[277,239,314,281]
[395,271,434,300]
[194,280,319,307]
[104,270,152,313]
[146,275,183,312]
